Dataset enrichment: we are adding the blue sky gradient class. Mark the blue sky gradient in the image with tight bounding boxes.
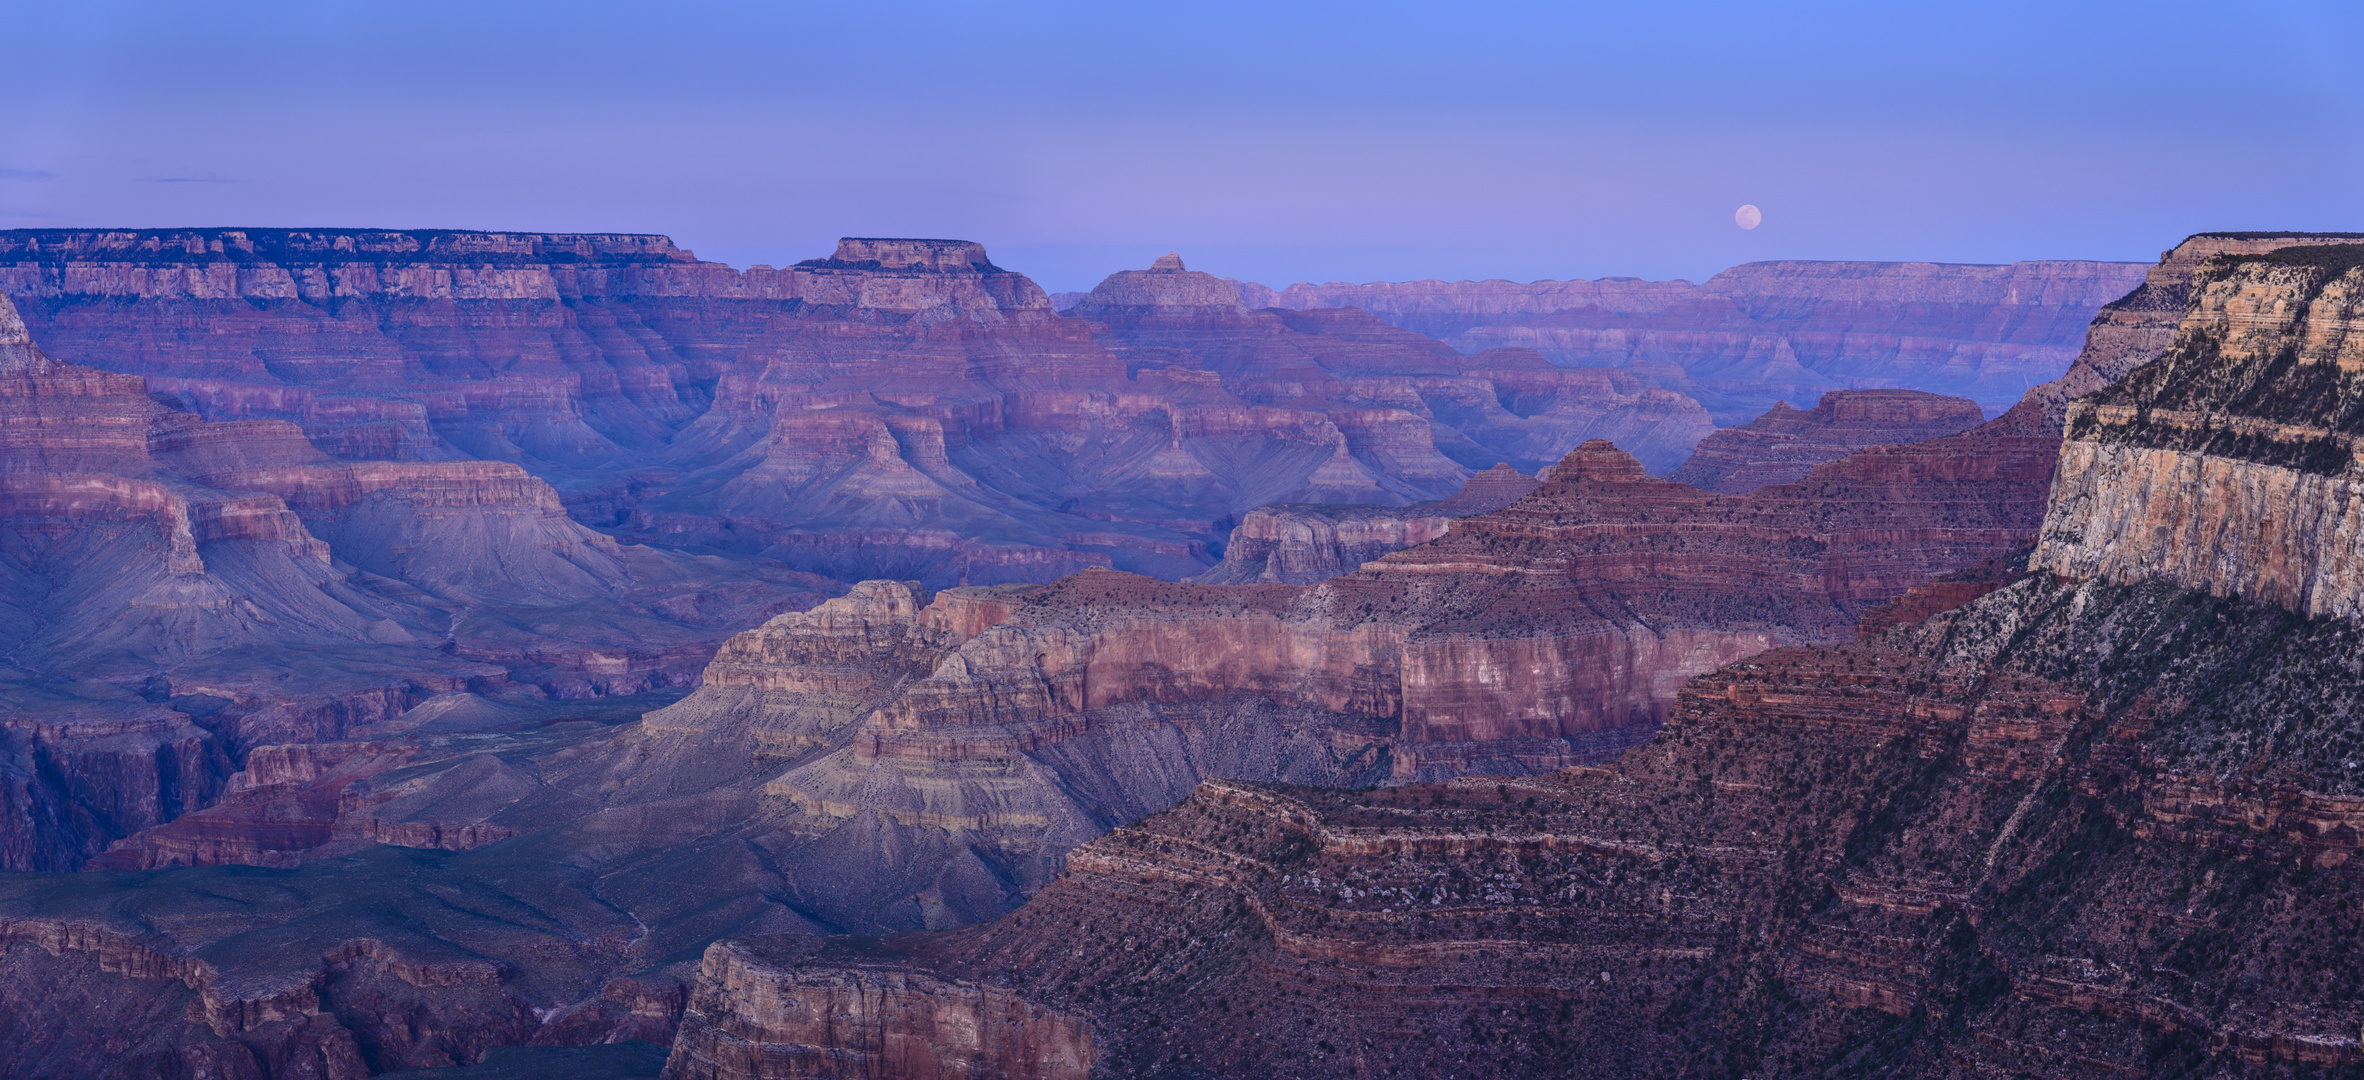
[2,1,2358,290]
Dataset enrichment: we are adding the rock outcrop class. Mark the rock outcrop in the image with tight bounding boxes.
[2,235,2318,1077]
[661,939,1093,1080]
[1248,259,2150,422]
[1191,463,1540,585]
[2037,241,2364,619]
[1663,388,1985,493]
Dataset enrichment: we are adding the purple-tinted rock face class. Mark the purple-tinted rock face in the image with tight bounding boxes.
[0,232,1713,589]
[7,232,2355,1080]
[1665,388,1986,493]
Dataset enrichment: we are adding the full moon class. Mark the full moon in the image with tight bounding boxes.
[1735,204,1762,230]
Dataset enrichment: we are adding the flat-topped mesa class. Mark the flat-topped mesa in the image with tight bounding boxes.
[0,228,1051,314]
[1665,389,1985,493]
[2037,241,2364,619]
[1064,251,1250,314]
[811,237,998,272]
[0,227,698,268]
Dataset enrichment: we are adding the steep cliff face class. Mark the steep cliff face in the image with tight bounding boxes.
[662,940,1093,1080]
[1,233,1715,587]
[2021,233,2364,419]
[1664,388,1984,493]
[2038,243,2364,619]
[1250,259,2149,422]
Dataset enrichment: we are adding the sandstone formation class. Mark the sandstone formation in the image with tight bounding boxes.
[1663,388,1984,493]
[1241,258,2150,422]
[2037,241,2364,618]
[2019,232,2364,420]
[661,940,1093,1080]
[1063,251,1713,477]
[1190,463,1540,585]
[0,232,1715,589]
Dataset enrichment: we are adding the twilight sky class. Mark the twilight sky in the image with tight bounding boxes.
[2,1,2359,292]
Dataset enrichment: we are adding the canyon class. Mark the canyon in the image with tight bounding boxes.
[666,234,2364,1078]
[0,232,1712,592]
[0,232,2336,1077]
[1205,258,2151,423]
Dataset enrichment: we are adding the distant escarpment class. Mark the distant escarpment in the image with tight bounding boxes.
[1664,388,1984,493]
[1,234,1715,586]
[1240,258,2149,422]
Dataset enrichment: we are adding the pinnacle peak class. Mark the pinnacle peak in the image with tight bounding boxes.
[1150,252,1185,271]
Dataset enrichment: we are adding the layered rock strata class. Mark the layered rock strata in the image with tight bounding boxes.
[1190,463,1540,585]
[0,237,2282,1075]
[668,237,2364,1080]
[2038,242,2364,618]
[687,549,2364,1077]
[1,233,1717,586]
[1663,388,1984,493]
[0,290,830,872]
[1239,259,2150,421]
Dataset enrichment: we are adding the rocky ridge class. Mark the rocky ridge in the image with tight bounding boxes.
[2038,241,2364,619]
[1663,388,1984,493]
[0,235,2301,1077]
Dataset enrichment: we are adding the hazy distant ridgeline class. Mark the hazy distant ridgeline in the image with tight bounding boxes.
[1050,259,2149,423]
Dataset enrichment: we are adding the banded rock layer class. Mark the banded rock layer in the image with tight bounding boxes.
[1663,388,1984,493]
[692,558,2364,1078]
[1,233,1715,586]
[676,239,2364,1078]
[2039,242,2364,619]
[1189,463,1540,585]
[0,289,827,872]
